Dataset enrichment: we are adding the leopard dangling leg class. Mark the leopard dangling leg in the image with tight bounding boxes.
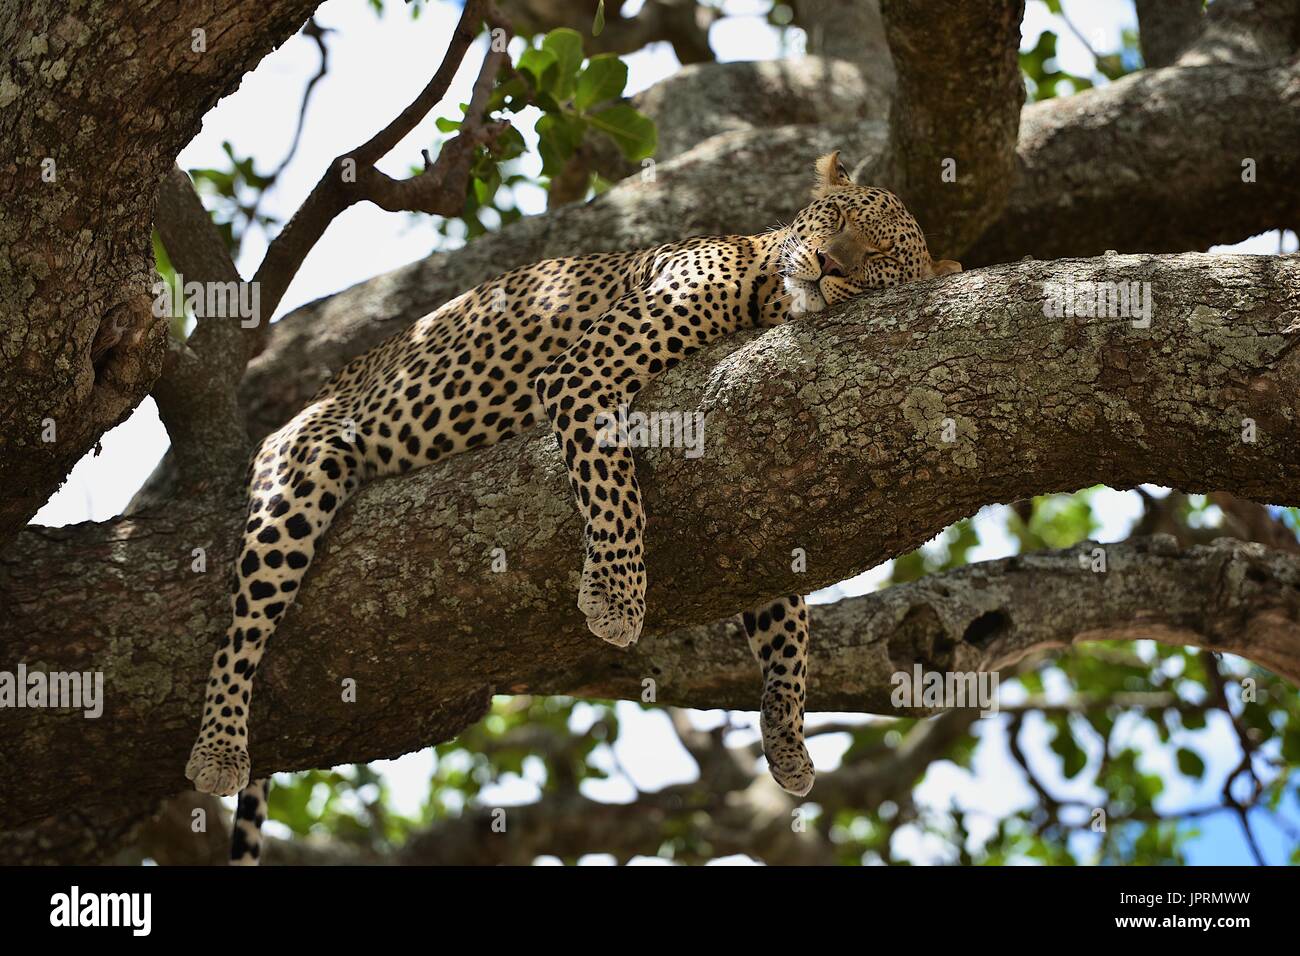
[229,778,269,866]
[742,594,814,796]
[186,400,363,797]
[534,283,742,648]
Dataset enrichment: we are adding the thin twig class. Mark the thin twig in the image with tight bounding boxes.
[251,0,504,329]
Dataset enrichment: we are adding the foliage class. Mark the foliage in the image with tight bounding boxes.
[186,141,280,260]
[436,26,656,241]
[1020,0,1141,102]
[183,16,656,258]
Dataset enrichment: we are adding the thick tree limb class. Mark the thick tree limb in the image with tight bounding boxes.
[964,61,1300,266]
[881,0,1025,257]
[1177,0,1300,66]
[109,56,893,480]
[790,0,894,82]
[0,0,321,544]
[1135,0,1205,67]
[230,54,1300,441]
[152,166,255,494]
[970,0,1300,266]
[636,57,889,166]
[3,252,1299,843]
[234,116,894,444]
[64,533,1300,866]
[547,54,891,207]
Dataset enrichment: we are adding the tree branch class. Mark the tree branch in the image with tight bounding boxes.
[260,701,980,865]
[1135,0,1205,68]
[1177,0,1300,66]
[790,0,894,82]
[3,253,1299,847]
[251,0,507,326]
[962,59,1300,266]
[229,53,1300,436]
[498,0,719,65]
[880,0,1025,258]
[151,166,255,494]
[0,0,322,543]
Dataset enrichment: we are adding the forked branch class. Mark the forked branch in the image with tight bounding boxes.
[251,0,512,325]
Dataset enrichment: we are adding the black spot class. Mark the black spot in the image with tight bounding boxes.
[285,514,312,539]
[230,826,250,860]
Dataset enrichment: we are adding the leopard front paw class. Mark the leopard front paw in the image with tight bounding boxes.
[761,715,815,796]
[186,738,250,797]
[579,556,645,647]
[767,750,815,797]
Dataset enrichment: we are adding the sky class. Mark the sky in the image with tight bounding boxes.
[31,0,1298,864]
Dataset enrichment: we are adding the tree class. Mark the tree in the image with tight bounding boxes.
[1,0,1298,865]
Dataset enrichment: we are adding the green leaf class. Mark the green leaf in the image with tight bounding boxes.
[435,116,461,133]
[473,164,502,206]
[575,54,627,111]
[1282,722,1300,764]
[1049,717,1087,779]
[542,29,584,100]
[1175,747,1206,779]
[533,90,564,114]
[188,168,235,195]
[494,123,527,162]
[487,75,529,113]
[589,104,656,161]
[536,111,586,176]
[592,0,606,37]
[518,46,558,92]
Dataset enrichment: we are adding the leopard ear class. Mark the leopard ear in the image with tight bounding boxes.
[925,258,962,278]
[812,150,853,198]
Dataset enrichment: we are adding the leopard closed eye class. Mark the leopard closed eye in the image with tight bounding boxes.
[186,150,961,864]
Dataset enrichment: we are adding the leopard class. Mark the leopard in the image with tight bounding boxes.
[185,150,962,864]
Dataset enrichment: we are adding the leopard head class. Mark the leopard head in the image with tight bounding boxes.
[780,151,961,315]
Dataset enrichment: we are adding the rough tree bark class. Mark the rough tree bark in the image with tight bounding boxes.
[1134,0,1204,67]
[0,0,320,544]
[224,55,1300,442]
[962,61,1300,266]
[882,0,1025,256]
[4,252,1299,859]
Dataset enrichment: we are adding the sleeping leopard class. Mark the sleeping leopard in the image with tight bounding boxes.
[186,151,962,864]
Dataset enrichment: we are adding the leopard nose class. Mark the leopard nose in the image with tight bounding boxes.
[816,249,845,278]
